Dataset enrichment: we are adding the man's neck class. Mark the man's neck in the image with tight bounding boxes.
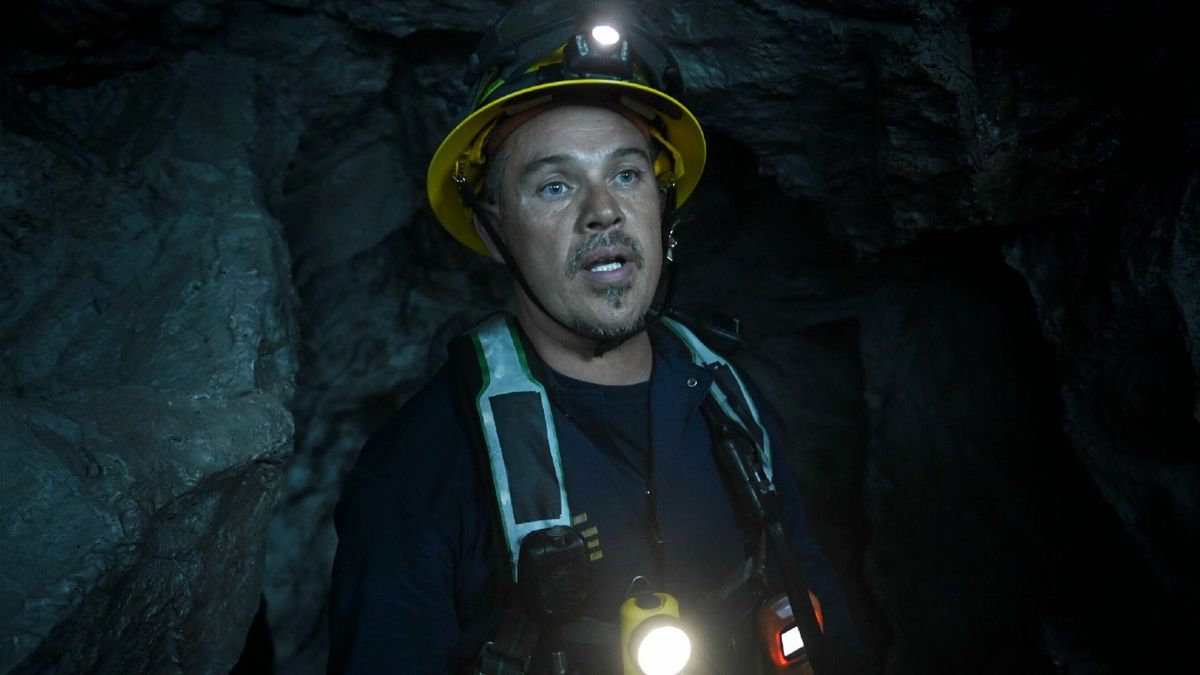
[514,299,653,386]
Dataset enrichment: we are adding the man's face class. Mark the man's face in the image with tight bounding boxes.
[487,105,664,342]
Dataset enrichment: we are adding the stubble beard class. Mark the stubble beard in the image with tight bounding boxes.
[569,284,648,342]
[563,230,653,343]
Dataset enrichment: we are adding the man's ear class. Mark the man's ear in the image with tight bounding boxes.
[472,206,507,264]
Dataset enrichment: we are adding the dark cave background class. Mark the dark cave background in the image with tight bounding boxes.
[1,0,1197,673]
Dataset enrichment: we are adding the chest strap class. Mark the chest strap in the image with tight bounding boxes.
[464,315,782,674]
[661,317,773,481]
[468,314,774,581]
[470,315,573,582]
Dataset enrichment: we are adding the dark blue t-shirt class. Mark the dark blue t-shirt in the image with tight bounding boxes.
[541,368,652,486]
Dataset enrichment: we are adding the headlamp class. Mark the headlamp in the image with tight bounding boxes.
[563,19,633,81]
[620,590,691,675]
[591,24,621,46]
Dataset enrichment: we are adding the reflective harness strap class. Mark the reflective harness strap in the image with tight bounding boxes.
[660,317,774,480]
[466,316,776,673]
[471,315,574,582]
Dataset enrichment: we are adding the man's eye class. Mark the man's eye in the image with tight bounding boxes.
[540,181,568,196]
[615,169,640,184]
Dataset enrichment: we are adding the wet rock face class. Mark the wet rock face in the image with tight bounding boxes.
[2,0,1197,673]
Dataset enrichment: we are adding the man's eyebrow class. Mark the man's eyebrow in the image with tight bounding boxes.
[608,146,653,165]
[518,154,571,180]
[517,146,654,181]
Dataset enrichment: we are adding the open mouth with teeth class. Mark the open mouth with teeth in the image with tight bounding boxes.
[588,258,626,273]
[572,241,640,284]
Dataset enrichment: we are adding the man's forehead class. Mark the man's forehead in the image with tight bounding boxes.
[501,105,654,164]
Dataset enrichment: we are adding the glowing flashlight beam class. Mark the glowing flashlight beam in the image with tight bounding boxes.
[635,625,691,675]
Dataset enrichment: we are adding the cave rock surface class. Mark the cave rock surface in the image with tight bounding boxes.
[1,42,298,675]
[2,0,1197,673]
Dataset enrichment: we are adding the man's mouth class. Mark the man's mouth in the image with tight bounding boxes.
[587,257,626,273]
[565,231,646,289]
[575,244,639,284]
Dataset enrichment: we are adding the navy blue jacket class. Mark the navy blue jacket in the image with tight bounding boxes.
[328,322,854,674]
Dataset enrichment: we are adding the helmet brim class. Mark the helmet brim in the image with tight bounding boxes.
[426,79,706,256]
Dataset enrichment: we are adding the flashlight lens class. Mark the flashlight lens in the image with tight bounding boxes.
[635,625,691,675]
[591,25,621,46]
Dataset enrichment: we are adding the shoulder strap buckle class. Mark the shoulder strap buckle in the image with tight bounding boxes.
[475,640,532,675]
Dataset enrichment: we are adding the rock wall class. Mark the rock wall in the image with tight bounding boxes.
[1,0,1196,673]
[1,9,297,675]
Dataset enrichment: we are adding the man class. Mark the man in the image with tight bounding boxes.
[328,1,867,673]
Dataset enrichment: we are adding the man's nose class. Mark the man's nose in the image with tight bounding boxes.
[579,182,624,231]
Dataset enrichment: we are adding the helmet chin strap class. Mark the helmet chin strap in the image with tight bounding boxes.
[645,182,680,324]
[455,175,679,358]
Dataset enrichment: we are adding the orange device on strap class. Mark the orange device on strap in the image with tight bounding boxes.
[758,591,824,674]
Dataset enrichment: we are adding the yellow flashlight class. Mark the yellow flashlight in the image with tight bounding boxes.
[620,591,691,675]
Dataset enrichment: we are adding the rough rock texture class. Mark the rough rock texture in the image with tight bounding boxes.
[0,15,298,675]
[2,0,1197,673]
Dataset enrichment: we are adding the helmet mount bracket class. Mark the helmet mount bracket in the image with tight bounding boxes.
[561,31,635,81]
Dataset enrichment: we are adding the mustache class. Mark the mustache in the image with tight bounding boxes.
[565,230,645,277]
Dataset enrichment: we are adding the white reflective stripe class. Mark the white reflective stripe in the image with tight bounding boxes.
[660,317,773,480]
[473,315,571,582]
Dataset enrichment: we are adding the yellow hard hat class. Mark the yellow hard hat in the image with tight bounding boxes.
[426,0,706,256]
